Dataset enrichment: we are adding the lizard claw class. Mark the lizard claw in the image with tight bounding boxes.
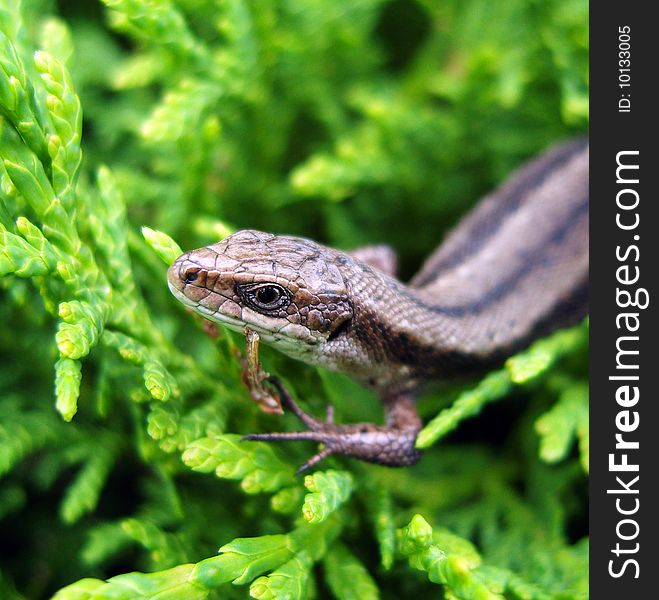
[242,376,423,470]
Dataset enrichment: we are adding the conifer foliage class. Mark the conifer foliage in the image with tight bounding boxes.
[0,1,588,598]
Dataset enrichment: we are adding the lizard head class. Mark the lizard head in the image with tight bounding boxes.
[167,230,354,357]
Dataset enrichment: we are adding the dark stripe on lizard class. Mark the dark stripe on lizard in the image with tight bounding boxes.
[411,137,588,287]
[353,191,588,320]
[353,273,588,378]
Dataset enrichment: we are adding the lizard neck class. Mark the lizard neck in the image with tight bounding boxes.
[320,139,588,389]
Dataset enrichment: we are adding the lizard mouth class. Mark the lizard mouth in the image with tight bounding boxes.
[167,278,247,332]
[167,278,320,351]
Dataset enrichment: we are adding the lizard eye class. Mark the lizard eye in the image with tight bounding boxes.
[238,283,290,312]
[256,286,281,305]
[183,267,199,283]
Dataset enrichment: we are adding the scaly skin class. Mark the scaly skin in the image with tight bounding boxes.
[167,138,589,470]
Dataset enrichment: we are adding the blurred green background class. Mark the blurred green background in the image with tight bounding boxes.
[1,0,588,598]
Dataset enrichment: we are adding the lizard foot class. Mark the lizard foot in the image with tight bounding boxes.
[242,377,422,473]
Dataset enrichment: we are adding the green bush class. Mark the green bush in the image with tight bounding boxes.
[0,0,588,598]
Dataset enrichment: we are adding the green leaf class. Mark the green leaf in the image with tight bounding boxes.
[101,330,178,401]
[416,370,512,449]
[60,437,118,523]
[323,543,379,600]
[121,518,188,569]
[182,434,295,494]
[142,226,183,266]
[302,469,354,524]
[270,486,303,514]
[370,485,395,570]
[51,578,108,600]
[81,522,132,567]
[53,570,208,600]
[249,551,313,600]
[39,17,74,64]
[397,515,503,600]
[0,409,59,476]
[56,300,105,359]
[101,0,207,62]
[506,325,586,384]
[34,48,83,211]
[143,358,178,401]
[55,357,82,421]
[192,534,293,587]
[140,79,220,143]
[418,323,587,449]
[535,381,588,469]
[0,223,50,276]
[0,30,50,162]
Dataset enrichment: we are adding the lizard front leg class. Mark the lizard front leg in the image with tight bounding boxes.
[243,377,423,472]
